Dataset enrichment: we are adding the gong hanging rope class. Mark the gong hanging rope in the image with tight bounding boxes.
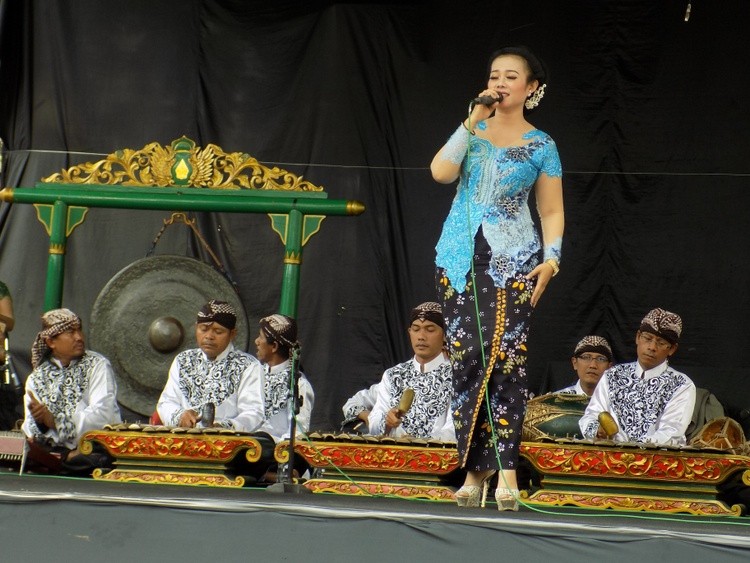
[146,212,237,291]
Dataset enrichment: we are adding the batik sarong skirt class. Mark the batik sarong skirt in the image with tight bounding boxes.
[436,232,535,471]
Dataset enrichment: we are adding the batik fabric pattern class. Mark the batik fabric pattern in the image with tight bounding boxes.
[23,351,122,449]
[258,359,314,442]
[437,233,535,470]
[367,354,455,441]
[555,380,586,395]
[156,343,265,433]
[342,383,380,424]
[579,362,696,446]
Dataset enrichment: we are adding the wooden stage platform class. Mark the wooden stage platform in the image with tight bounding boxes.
[1,469,750,562]
[3,419,750,561]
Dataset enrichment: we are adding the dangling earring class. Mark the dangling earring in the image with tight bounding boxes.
[525,83,546,110]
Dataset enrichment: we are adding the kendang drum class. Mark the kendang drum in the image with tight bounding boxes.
[522,393,589,441]
[689,417,749,454]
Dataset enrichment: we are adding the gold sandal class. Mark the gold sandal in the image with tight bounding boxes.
[495,487,520,511]
[455,473,494,507]
[455,484,484,507]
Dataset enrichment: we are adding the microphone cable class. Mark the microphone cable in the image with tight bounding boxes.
[460,102,519,503]
[454,100,750,528]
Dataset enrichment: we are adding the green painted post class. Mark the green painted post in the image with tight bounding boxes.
[44,200,68,310]
[279,209,303,318]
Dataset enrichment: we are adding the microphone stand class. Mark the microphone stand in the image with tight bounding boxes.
[267,347,311,494]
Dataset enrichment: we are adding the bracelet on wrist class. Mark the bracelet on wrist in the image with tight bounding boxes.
[545,258,560,277]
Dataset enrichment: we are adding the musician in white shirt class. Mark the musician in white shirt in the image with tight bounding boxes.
[579,308,696,446]
[367,302,455,441]
[254,314,314,443]
[157,300,264,432]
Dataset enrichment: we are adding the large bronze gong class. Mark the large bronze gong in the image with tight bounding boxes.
[90,255,249,416]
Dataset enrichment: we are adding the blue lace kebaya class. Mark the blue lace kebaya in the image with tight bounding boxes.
[435,122,562,291]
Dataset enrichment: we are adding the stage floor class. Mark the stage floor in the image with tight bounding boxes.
[2,469,750,562]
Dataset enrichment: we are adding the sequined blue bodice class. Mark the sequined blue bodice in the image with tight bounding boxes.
[435,126,562,291]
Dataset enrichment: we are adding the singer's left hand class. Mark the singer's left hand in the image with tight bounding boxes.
[525,262,555,308]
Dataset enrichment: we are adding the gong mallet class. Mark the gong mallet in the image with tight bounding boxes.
[195,402,215,428]
[397,388,415,418]
[385,388,414,436]
[598,411,619,439]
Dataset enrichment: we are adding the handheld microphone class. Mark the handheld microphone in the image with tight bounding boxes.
[471,93,503,107]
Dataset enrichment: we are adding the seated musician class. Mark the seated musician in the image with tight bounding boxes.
[368,302,455,441]
[254,314,314,442]
[156,300,265,432]
[579,308,696,446]
[341,382,379,431]
[555,335,613,396]
[22,308,121,472]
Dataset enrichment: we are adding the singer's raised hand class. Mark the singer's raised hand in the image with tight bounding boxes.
[465,89,500,131]
[471,90,504,107]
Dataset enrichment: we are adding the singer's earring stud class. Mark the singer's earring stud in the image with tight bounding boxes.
[525,84,545,110]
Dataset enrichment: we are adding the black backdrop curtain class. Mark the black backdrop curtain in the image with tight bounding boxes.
[1,0,749,430]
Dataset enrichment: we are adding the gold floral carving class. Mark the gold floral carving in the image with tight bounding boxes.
[92,468,245,488]
[274,441,290,464]
[41,136,324,192]
[524,490,743,517]
[304,479,456,501]
[521,443,749,483]
[292,442,460,474]
[82,430,261,462]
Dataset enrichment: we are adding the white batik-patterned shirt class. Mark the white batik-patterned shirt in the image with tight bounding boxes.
[556,380,586,395]
[579,361,696,446]
[257,360,314,443]
[368,355,456,441]
[157,343,265,433]
[342,383,380,424]
[22,351,122,449]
